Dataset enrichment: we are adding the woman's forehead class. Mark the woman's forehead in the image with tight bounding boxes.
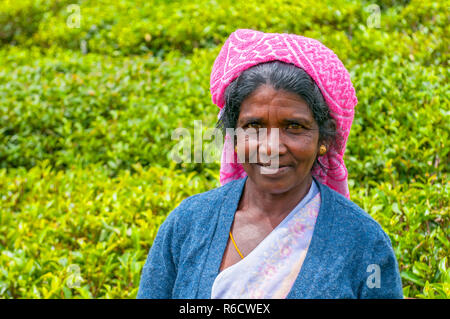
[239,86,313,119]
[243,85,306,104]
[242,86,308,108]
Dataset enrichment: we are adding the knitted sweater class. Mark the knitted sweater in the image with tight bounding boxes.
[137,176,403,299]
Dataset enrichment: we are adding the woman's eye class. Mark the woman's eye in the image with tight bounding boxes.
[287,123,302,129]
[246,123,261,129]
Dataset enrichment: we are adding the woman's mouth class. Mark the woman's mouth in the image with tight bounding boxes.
[256,163,292,176]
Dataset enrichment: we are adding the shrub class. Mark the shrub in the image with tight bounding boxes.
[0,161,219,298]
[0,0,448,299]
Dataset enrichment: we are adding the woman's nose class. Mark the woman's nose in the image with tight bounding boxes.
[258,128,284,163]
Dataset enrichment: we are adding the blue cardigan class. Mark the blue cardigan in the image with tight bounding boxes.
[137,176,403,299]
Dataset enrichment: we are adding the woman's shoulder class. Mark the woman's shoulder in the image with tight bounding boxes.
[162,177,245,230]
[318,181,393,245]
[316,182,403,298]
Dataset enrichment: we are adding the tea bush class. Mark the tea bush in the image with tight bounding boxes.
[0,0,448,298]
[0,161,219,298]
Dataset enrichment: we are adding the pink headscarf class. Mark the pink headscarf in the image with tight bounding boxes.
[210,29,357,198]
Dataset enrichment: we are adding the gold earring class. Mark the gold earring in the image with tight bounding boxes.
[319,145,327,156]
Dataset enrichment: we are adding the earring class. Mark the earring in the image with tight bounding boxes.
[319,145,327,156]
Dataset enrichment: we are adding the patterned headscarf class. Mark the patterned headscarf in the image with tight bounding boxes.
[210,29,357,198]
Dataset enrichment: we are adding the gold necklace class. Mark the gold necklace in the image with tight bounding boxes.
[229,231,244,259]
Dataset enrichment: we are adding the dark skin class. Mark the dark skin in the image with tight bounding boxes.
[219,84,325,271]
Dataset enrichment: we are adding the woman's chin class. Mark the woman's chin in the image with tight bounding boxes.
[246,164,298,194]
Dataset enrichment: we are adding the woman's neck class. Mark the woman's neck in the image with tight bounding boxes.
[239,175,313,223]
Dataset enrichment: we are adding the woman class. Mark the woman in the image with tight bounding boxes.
[137,29,403,299]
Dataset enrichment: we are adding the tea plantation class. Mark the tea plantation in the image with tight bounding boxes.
[0,0,448,298]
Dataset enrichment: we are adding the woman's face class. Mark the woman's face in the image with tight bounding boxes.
[235,84,320,194]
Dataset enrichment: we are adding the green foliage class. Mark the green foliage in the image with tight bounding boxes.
[348,58,449,184]
[0,0,73,44]
[0,45,216,173]
[0,0,448,298]
[350,177,449,298]
[0,161,219,298]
